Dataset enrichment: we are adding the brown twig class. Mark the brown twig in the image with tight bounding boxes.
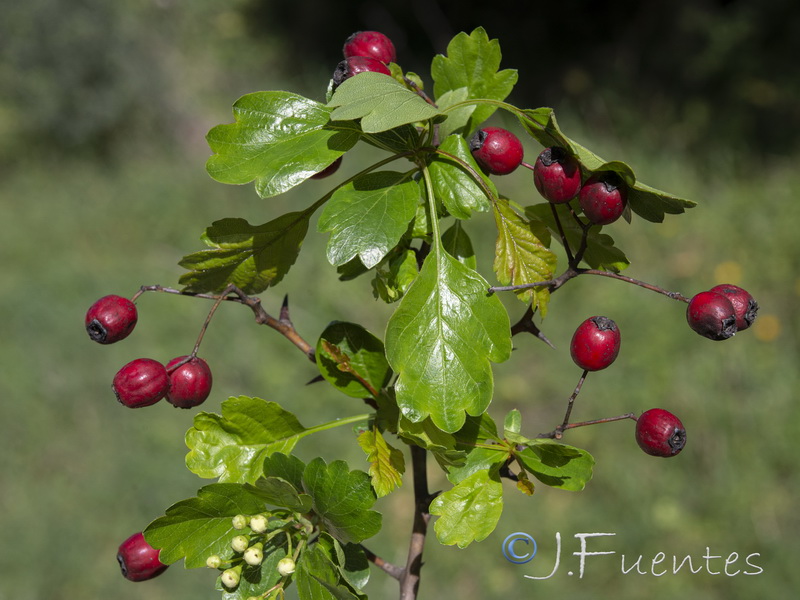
[361,545,403,581]
[538,413,637,439]
[510,304,555,348]
[399,445,432,600]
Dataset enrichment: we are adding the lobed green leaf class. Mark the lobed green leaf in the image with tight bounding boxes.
[429,135,495,219]
[206,91,358,198]
[517,441,595,491]
[178,214,310,294]
[356,427,405,497]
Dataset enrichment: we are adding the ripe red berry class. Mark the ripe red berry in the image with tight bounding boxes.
[686,290,737,341]
[469,127,524,175]
[311,156,343,180]
[570,316,621,371]
[343,31,396,64]
[332,56,391,89]
[533,146,582,203]
[709,284,758,330]
[85,295,138,344]
[578,172,628,225]
[117,532,168,582]
[112,358,169,408]
[635,408,686,457]
[166,355,213,409]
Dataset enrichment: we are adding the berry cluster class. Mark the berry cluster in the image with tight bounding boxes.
[686,284,758,341]
[205,513,297,591]
[85,294,213,409]
[332,31,395,90]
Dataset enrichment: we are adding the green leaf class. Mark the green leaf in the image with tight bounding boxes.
[430,468,504,548]
[434,87,474,139]
[429,135,495,219]
[504,408,522,435]
[317,171,420,268]
[296,543,360,600]
[441,221,477,270]
[356,427,405,497]
[432,27,518,136]
[446,413,507,484]
[206,91,359,198]
[144,483,267,568]
[262,452,306,490]
[397,416,466,468]
[328,72,443,133]
[385,245,512,433]
[372,247,419,303]
[246,477,313,513]
[526,203,630,272]
[518,107,696,222]
[362,125,422,154]
[302,458,382,544]
[339,543,370,592]
[178,214,310,294]
[315,321,392,398]
[185,396,308,484]
[516,441,595,491]
[493,199,557,314]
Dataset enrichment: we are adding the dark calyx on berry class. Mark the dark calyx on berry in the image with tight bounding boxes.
[468,127,524,175]
[332,56,391,88]
[533,146,582,203]
[85,295,138,344]
[635,408,686,457]
[709,284,758,330]
[686,290,738,341]
[578,171,628,225]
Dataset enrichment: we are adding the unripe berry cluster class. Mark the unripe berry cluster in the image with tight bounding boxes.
[85,294,213,409]
[205,513,297,590]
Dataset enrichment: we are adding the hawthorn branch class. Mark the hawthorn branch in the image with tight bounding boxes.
[133,284,316,362]
[400,445,432,600]
[538,413,637,439]
[361,545,403,581]
[510,304,555,348]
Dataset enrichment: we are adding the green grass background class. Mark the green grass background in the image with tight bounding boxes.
[2,9,799,600]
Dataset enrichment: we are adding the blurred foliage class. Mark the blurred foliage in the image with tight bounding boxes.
[1,2,799,600]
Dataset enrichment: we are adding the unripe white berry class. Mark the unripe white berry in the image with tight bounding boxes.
[231,535,249,553]
[244,543,264,566]
[277,556,296,576]
[206,554,223,569]
[249,513,268,533]
[231,514,248,530]
[221,566,241,588]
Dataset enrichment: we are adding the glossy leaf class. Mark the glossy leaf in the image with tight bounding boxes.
[432,27,518,136]
[441,221,477,270]
[430,468,504,548]
[179,214,310,294]
[372,247,419,303]
[397,416,466,468]
[493,198,557,314]
[318,171,420,268]
[185,396,307,484]
[295,543,360,600]
[362,125,422,154]
[518,107,696,222]
[527,203,630,272]
[144,483,266,568]
[517,441,595,491]
[328,72,443,133]
[315,321,392,398]
[206,91,358,198]
[385,245,512,433]
[302,458,382,544]
[429,135,495,219]
[247,476,313,513]
[357,427,405,497]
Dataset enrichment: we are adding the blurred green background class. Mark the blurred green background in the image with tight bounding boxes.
[2,1,798,599]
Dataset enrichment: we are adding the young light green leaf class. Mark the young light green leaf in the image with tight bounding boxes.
[372,247,419,303]
[441,221,477,270]
[429,135,495,219]
[518,107,696,222]
[179,214,310,294]
[185,396,308,484]
[397,416,466,468]
[144,483,268,568]
[356,427,405,497]
[317,171,420,268]
[504,408,522,435]
[430,468,504,548]
[516,441,595,491]
[434,87,474,139]
[302,458,382,544]
[385,246,512,433]
[432,27,518,136]
[526,203,630,272]
[493,198,557,314]
[445,446,508,485]
[328,72,443,133]
[315,321,392,398]
[206,91,358,198]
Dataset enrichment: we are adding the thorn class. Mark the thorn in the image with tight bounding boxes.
[305,375,325,386]
[279,295,291,323]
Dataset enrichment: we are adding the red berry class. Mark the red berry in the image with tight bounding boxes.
[311,156,343,180]
[686,290,737,340]
[469,127,524,175]
[112,358,169,408]
[343,31,396,64]
[166,355,213,409]
[85,295,138,344]
[635,408,686,457]
[332,56,391,89]
[117,532,168,582]
[533,147,582,203]
[709,284,758,330]
[578,172,628,225]
[569,316,621,371]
